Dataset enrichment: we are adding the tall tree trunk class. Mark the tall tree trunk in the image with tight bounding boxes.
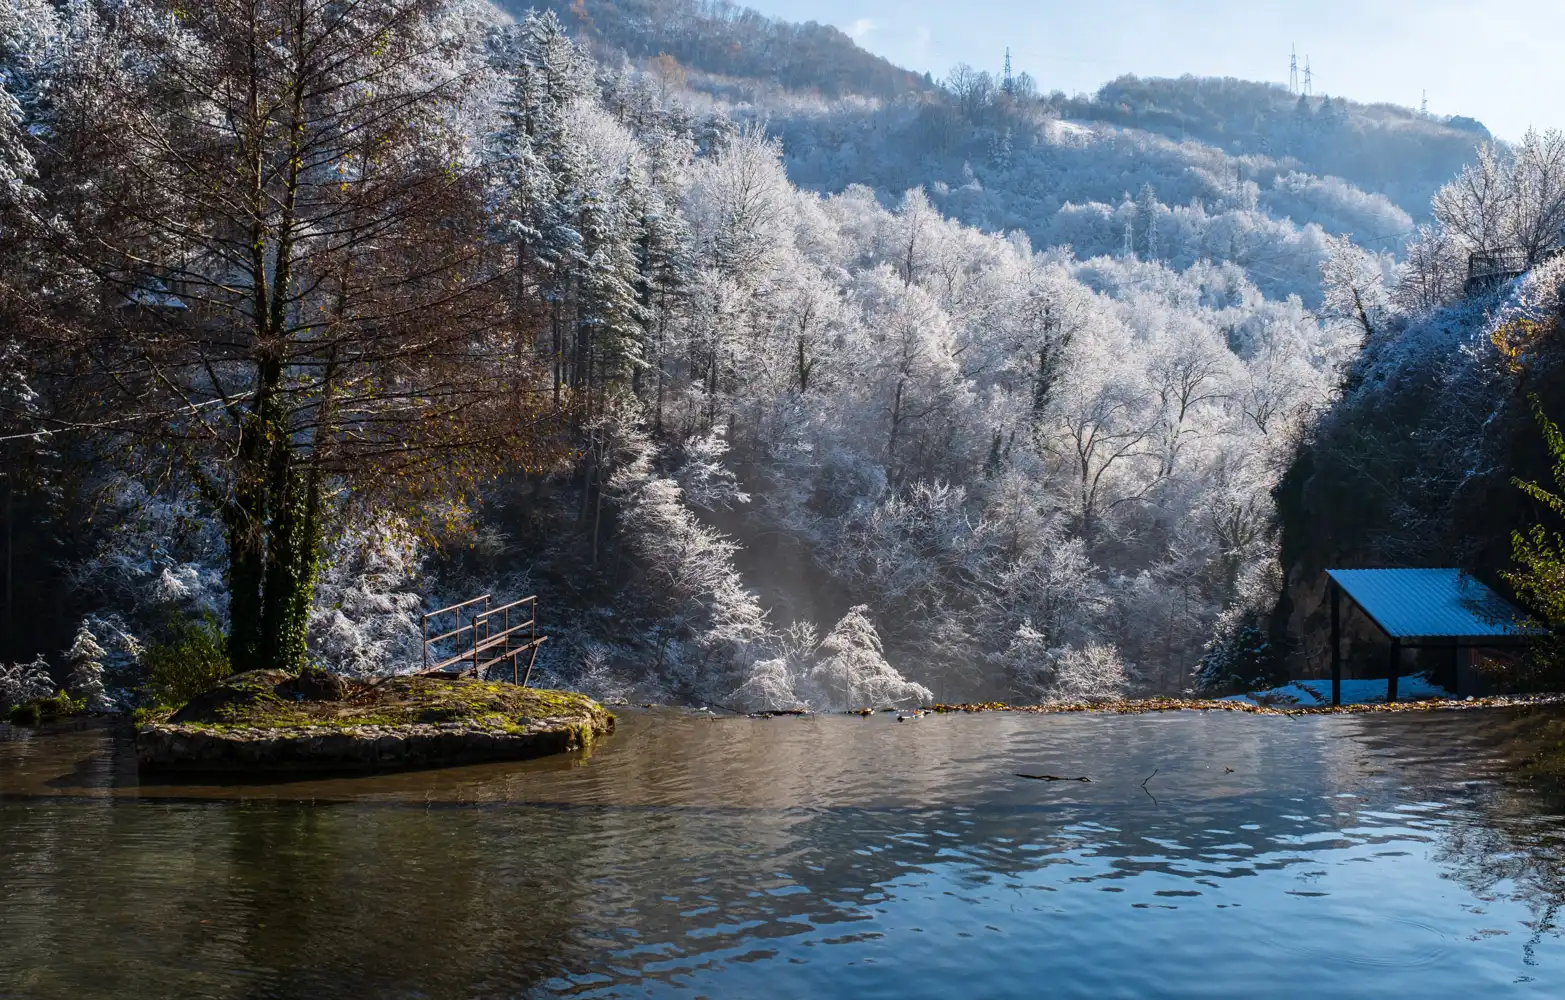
[260,457,322,672]
[3,474,11,654]
[552,295,563,408]
[225,427,270,674]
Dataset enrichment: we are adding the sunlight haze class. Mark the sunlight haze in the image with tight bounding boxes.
[746,0,1565,141]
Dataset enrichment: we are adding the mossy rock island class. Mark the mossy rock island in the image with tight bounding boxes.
[136,670,615,774]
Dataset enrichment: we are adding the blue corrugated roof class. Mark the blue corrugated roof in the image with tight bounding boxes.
[1326,568,1537,640]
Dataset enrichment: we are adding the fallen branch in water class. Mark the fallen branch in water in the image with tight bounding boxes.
[1016,773,1091,782]
[1141,768,1161,808]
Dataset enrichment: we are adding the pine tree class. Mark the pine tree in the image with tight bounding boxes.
[0,0,56,204]
[66,621,114,712]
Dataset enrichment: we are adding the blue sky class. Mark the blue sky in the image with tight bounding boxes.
[744,0,1562,141]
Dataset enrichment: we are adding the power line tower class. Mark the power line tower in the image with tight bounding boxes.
[1304,56,1313,97]
[1289,44,1299,95]
[1003,47,1014,98]
[1421,89,1429,116]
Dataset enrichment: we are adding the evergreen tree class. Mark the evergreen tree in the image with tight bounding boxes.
[66,621,115,712]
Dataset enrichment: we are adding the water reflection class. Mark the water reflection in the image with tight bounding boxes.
[2,709,1563,998]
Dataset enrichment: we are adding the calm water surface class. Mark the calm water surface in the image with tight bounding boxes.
[2,708,1564,998]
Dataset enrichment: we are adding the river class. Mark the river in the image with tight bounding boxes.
[2,708,1563,998]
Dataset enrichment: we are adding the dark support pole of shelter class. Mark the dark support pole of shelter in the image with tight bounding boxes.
[1330,581,1342,707]
[1387,637,1401,704]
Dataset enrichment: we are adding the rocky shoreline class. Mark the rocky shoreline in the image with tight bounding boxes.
[916,694,1565,715]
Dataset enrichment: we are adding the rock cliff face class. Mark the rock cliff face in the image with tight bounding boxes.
[137,671,614,773]
[1277,569,1402,682]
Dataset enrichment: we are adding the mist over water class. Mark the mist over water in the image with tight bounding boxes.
[3,709,1564,998]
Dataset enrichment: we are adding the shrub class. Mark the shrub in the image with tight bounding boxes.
[1503,396,1565,693]
[1193,613,1279,696]
[143,616,232,709]
[7,691,77,726]
[0,657,57,716]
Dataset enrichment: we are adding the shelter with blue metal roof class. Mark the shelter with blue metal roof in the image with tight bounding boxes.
[1325,569,1539,705]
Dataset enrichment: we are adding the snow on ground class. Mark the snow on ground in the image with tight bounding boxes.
[1047,120,1096,144]
[1222,674,1451,707]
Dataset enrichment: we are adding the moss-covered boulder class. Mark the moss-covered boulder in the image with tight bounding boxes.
[137,670,614,774]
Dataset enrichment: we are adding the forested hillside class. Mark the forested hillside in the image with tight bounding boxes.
[1069,75,1487,215]
[2,0,1546,718]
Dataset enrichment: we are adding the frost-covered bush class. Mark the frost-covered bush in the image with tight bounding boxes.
[1049,644,1130,702]
[572,642,638,704]
[0,656,56,713]
[996,621,1054,699]
[65,622,117,712]
[307,515,426,678]
[728,611,930,712]
[729,657,802,712]
[999,623,1129,703]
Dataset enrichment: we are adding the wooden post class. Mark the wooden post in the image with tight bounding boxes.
[1387,637,1401,704]
[1330,581,1342,707]
[522,642,539,689]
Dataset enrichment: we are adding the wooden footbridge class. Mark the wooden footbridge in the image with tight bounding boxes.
[420,594,547,686]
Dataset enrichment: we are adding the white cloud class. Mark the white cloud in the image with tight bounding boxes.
[848,17,876,40]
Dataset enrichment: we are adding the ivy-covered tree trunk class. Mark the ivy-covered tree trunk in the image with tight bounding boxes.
[225,384,326,675]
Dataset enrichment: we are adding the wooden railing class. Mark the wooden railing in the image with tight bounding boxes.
[421,594,548,686]
[1466,245,1564,295]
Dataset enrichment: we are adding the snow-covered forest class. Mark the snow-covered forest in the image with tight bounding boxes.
[2,0,1543,715]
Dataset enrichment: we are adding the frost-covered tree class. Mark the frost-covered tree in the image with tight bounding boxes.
[604,406,766,696]
[1430,130,1565,270]
[1320,234,1393,345]
[1432,142,1512,260]
[802,606,931,710]
[1394,224,1465,313]
[0,0,56,205]
[65,621,115,712]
